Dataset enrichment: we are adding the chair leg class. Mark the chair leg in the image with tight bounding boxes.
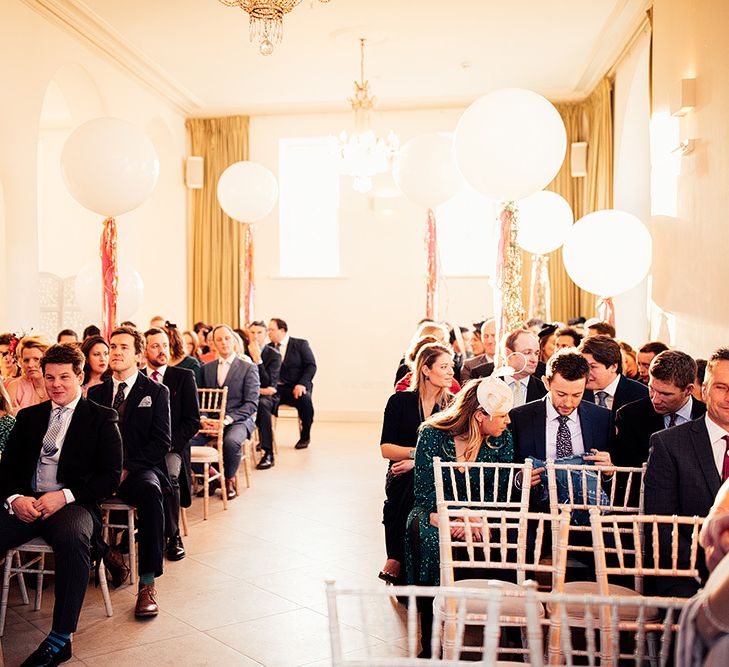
[203,463,210,520]
[34,553,44,611]
[220,457,228,511]
[180,507,189,537]
[14,551,28,605]
[98,561,113,617]
[0,552,14,637]
[127,510,137,586]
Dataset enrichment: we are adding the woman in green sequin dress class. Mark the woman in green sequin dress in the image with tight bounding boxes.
[0,383,15,459]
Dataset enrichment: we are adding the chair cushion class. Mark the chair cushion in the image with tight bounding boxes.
[548,581,660,621]
[100,498,135,510]
[190,446,219,462]
[436,579,545,618]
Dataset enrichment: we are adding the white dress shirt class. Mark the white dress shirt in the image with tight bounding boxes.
[545,399,585,459]
[594,374,621,410]
[217,354,237,387]
[663,396,694,429]
[704,414,729,477]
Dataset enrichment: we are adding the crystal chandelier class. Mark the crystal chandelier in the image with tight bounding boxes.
[338,39,399,193]
[218,0,331,56]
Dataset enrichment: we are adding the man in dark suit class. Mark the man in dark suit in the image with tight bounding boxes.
[144,327,200,561]
[193,324,260,499]
[579,335,648,414]
[471,328,547,403]
[461,319,495,384]
[248,320,281,470]
[88,326,171,619]
[0,344,122,666]
[643,348,729,597]
[637,340,670,384]
[267,318,317,449]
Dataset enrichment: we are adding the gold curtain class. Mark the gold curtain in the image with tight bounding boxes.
[520,78,613,323]
[186,116,249,327]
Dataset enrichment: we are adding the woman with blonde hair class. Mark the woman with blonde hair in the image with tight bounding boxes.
[378,343,455,585]
[7,335,51,410]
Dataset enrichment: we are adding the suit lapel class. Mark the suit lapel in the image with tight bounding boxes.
[123,376,148,426]
[30,401,53,460]
[224,358,243,387]
[533,399,547,459]
[613,377,625,411]
[692,416,722,496]
[59,398,88,465]
[578,402,595,452]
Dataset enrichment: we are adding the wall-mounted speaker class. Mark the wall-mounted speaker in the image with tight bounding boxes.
[185,156,204,189]
[570,142,587,178]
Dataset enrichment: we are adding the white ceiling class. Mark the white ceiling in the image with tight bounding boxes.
[35,0,650,115]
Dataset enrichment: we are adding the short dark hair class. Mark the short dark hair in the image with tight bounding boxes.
[579,335,622,371]
[696,359,707,385]
[639,341,670,355]
[555,326,583,347]
[119,321,137,329]
[0,333,12,346]
[649,350,697,390]
[83,325,101,339]
[41,343,85,375]
[587,321,616,338]
[270,318,288,332]
[110,326,145,354]
[56,328,78,342]
[546,349,590,381]
[706,348,729,383]
[144,327,167,339]
[249,320,266,328]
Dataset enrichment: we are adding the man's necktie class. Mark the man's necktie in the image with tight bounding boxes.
[595,391,608,408]
[512,380,525,407]
[112,381,127,412]
[667,413,677,428]
[274,343,281,351]
[556,415,573,459]
[722,436,729,482]
[41,407,68,458]
[151,370,162,383]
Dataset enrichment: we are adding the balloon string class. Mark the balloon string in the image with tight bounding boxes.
[100,217,118,340]
[425,209,438,320]
[242,223,254,326]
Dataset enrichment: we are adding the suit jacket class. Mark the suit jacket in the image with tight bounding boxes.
[88,373,171,475]
[471,362,548,403]
[271,337,317,391]
[0,398,122,507]
[258,345,282,390]
[200,357,260,433]
[583,375,648,415]
[460,354,492,384]
[509,397,613,463]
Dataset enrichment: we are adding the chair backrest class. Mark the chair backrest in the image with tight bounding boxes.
[433,457,532,511]
[197,387,228,449]
[589,509,704,594]
[437,506,570,586]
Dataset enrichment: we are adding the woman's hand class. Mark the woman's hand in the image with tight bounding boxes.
[701,508,729,573]
[390,459,415,475]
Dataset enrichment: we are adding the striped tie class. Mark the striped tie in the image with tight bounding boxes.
[41,407,68,458]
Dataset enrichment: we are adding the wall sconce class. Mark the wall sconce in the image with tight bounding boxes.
[671,78,696,117]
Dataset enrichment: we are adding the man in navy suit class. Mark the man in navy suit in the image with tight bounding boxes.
[88,326,171,619]
[267,318,317,449]
[579,335,648,415]
[194,325,259,499]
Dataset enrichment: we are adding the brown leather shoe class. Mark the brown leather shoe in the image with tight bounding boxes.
[135,583,159,618]
[103,548,130,588]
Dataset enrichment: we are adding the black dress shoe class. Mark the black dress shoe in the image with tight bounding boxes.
[165,533,186,561]
[21,640,72,666]
[294,438,310,449]
[256,452,274,470]
[196,478,220,497]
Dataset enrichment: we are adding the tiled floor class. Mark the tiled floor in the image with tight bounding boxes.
[0,420,407,666]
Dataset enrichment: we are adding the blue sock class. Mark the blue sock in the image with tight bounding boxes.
[45,630,71,653]
[139,572,155,586]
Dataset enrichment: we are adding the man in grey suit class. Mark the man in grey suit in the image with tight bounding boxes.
[643,347,729,596]
[193,325,259,500]
[461,319,495,384]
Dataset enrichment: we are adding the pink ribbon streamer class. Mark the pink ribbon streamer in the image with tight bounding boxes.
[425,209,438,320]
[100,217,118,340]
[597,296,616,327]
[242,223,255,326]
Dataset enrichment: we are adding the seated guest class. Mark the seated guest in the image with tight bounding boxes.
[267,318,316,449]
[461,319,497,383]
[471,328,547,404]
[406,376,514,656]
[538,324,558,363]
[618,340,640,380]
[695,359,708,402]
[394,336,460,394]
[88,326,171,618]
[82,324,101,341]
[247,320,281,470]
[395,322,449,384]
[395,334,440,385]
[579,335,648,414]
[0,343,122,665]
[183,329,201,361]
[193,321,213,360]
[56,329,78,344]
[525,318,545,334]
[643,347,729,597]
[7,335,51,410]
[379,342,455,585]
[166,322,202,386]
[585,320,616,338]
[554,326,583,351]
[0,383,15,457]
[637,340,670,384]
[81,335,110,396]
[470,321,485,356]
[144,327,200,561]
[149,315,166,329]
[448,325,469,384]
[193,324,260,499]
[0,332,21,386]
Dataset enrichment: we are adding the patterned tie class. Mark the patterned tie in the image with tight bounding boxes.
[512,380,525,407]
[151,370,162,383]
[112,381,127,411]
[723,436,729,483]
[556,415,573,459]
[595,391,608,408]
[667,413,677,428]
[41,407,68,458]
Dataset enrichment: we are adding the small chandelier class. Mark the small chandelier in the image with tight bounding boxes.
[338,38,399,193]
[218,0,331,56]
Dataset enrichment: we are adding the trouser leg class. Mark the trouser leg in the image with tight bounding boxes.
[222,423,250,478]
[256,396,275,457]
[279,385,314,440]
[164,452,182,539]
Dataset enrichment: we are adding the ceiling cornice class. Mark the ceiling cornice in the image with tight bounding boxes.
[21,0,204,115]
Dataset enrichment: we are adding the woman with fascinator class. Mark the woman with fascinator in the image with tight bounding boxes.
[405,373,515,656]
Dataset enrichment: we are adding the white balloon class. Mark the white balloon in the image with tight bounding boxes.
[394,133,462,208]
[74,263,145,321]
[516,191,574,255]
[562,210,652,297]
[454,88,566,201]
[61,117,160,217]
[217,161,278,223]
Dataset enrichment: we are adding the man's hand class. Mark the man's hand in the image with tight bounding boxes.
[199,417,221,434]
[248,339,262,364]
[584,449,614,471]
[33,491,67,520]
[260,387,277,396]
[293,384,307,399]
[391,459,415,475]
[11,496,41,523]
[529,467,545,487]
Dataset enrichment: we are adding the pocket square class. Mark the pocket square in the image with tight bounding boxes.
[138,396,153,408]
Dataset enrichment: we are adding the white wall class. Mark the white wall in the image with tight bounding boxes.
[0,1,188,335]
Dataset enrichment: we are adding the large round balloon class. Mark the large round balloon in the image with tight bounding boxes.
[394,133,462,208]
[61,118,160,217]
[516,191,573,255]
[74,263,145,321]
[562,210,652,297]
[217,161,278,222]
[454,88,566,201]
